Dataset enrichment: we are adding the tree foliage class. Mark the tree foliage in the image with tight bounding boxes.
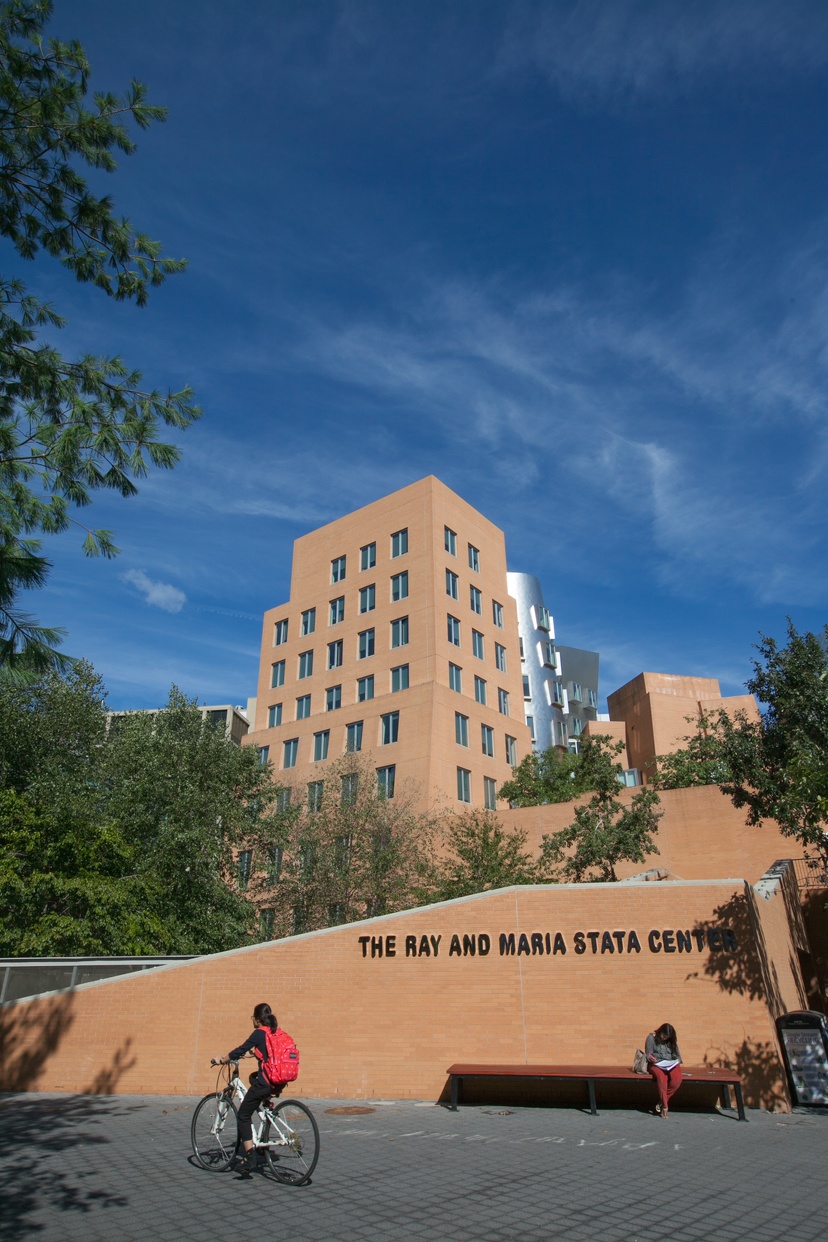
[708,622,828,862]
[252,755,437,937]
[0,1,199,674]
[0,666,278,954]
[648,711,734,790]
[432,808,537,901]
[500,733,630,807]
[537,737,662,882]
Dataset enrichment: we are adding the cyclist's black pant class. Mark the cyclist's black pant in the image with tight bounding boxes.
[238,1075,274,1144]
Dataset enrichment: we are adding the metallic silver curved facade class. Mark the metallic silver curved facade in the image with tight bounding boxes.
[506,572,600,752]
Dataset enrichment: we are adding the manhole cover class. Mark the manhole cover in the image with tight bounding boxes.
[324,1106,376,1116]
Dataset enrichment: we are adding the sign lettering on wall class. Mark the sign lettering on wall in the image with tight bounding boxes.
[356,927,738,959]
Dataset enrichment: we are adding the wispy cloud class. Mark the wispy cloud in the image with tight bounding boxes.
[498,0,828,103]
[122,569,187,614]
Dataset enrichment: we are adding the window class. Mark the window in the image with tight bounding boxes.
[391,528,408,558]
[330,596,345,625]
[569,682,583,702]
[308,780,324,812]
[271,660,285,689]
[259,908,274,939]
[532,603,551,632]
[498,687,510,716]
[483,777,497,811]
[474,675,487,705]
[331,555,346,583]
[455,712,469,746]
[357,675,374,702]
[346,721,363,753]
[587,688,598,708]
[557,719,569,747]
[457,767,471,803]
[237,849,252,891]
[526,714,535,742]
[469,585,482,614]
[268,703,282,728]
[572,716,584,736]
[358,628,375,659]
[298,650,313,679]
[495,643,507,673]
[505,735,518,766]
[447,614,461,646]
[258,745,269,765]
[359,584,376,613]
[541,640,556,668]
[267,846,283,883]
[519,636,525,659]
[296,694,311,719]
[313,730,330,761]
[341,772,359,806]
[328,639,343,669]
[481,724,495,757]
[326,684,341,711]
[274,618,289,645]
[283,738,298,768]
[449,662,462,692]
[381,711,400,744]
[492,600,504,628]
[391,664,409,692]
[275,788,291,812]
[377,765,396,798]
[472,629,484,659]
[391,616,409,648]
[468,544,479,572]
[523,675,531,699]
[391,570,408,601]
[551,680,564,706]
[446,569,458,599]
[301,607,316,636]
[360,542,376,571]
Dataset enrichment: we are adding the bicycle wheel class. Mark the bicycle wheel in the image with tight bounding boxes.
[191,1092,240,1171]
[262,1099,320,1185]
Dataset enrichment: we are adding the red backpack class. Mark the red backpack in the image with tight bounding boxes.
[257,1026,300,1085]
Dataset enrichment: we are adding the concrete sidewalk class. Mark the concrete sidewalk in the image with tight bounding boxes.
[0,1092,825,1241]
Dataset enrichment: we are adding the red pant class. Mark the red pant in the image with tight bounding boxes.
[649,1064,682,1111]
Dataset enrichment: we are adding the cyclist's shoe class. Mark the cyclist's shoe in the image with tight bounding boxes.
[236,1150,259,1177]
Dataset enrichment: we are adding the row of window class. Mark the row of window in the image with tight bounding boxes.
[330,529,408,587]
[273,574,410,646]
[456,769,499,809]
[448,662,510,715]
[444,526,480,573]
[444,571,504,627]
[267,710,401,769]
[272,665,410,724]
[271,619,409,686]
[447,618,507,660]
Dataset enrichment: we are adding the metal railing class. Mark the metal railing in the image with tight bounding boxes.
[791,857,828,890]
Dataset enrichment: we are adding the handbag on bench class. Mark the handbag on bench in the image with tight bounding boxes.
[632,1048,649,1075]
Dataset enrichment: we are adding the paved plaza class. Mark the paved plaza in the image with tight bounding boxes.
[0,1090,826,1240]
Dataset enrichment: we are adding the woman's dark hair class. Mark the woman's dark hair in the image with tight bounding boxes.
[655,1023,677,1055]
[253,1002,278,1032]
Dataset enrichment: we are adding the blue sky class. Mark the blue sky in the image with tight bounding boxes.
[20,0,828,711]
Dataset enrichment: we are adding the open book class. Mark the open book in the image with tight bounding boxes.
[655,1058,680,1071]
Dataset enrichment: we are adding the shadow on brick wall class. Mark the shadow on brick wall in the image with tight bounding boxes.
[0,993,135,1094]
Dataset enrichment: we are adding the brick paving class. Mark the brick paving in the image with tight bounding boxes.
[0,1091,826,1240]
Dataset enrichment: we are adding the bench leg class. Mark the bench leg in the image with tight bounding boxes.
[450,1075,460,1112]
[733,1082,746,1122]
[721,1083,731,1110]
[587,1079,598,1116]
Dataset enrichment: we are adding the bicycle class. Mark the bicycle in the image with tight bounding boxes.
[191,1059,320,1185]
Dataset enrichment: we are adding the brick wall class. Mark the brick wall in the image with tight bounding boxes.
[0,878,801,1109]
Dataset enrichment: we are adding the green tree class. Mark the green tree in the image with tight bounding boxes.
[648,711,734,789]
[254,755,437,937]
[432,808,536,901]
[500,733,631,806]
[709,622,828,864]
[537,739,662,882]
[0,1,199,674]
[0,668,277,954]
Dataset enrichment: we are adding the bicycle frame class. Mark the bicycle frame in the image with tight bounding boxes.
[219,1061,294,1152]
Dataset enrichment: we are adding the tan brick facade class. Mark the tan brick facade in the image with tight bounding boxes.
[246,477,532,811]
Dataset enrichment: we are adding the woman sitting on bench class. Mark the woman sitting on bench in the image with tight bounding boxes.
[646,1023,682,1118]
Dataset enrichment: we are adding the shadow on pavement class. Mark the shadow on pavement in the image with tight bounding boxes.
[0,1093,142,1237]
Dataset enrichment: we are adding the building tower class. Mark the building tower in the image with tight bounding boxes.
[506,572,600,753]
[246,477,532,810]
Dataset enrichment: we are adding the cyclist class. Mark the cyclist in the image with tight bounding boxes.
[214,1001,283,1176]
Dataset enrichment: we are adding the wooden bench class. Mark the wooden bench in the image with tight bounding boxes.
[446,1063,747,1121]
